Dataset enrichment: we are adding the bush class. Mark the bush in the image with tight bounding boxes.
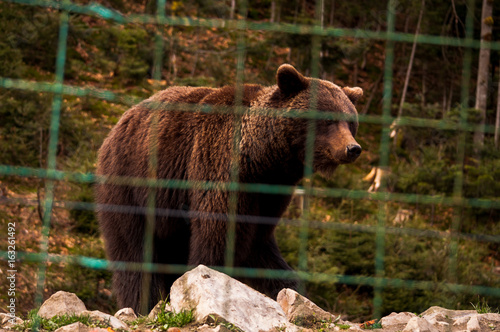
[69,183,99,235]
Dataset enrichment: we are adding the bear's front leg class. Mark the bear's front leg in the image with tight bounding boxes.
[238,229,298,298]
[187,215,228,266]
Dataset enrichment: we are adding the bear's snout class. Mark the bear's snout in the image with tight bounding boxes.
[345,143,362,162]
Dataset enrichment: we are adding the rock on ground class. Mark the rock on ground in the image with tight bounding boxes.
[81,310,129,330]
[403,317,440,332]
[38,291,87,319]
[0,313,23,329]
[170,264,299,332]
[54,322,91,332]
[380,312,417,327]
[148,300,174,320]
[15,269,500,332]
[114,307,137,322]
[277,288,336,327]
[197,324,233,332]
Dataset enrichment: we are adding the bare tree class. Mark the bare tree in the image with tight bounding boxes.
[230,0,235,19]
[271,0,276,23]
[393,0,425,147]
[329,0,335,26]
[496,65,500,148]
[473,0,493,150]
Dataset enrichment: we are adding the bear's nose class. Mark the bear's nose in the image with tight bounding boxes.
[345,144,362,161]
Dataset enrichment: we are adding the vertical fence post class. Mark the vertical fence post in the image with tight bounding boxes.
[34,3,70,320]
[373,0,396,319]
[448,0,475,297]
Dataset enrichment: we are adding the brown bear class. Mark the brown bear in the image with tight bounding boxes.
[95,64,362,313]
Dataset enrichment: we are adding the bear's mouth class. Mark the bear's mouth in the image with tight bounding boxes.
[311,149,340,177]
[322,147,347,164]
[313,159,339,178]
[326,145,361,165]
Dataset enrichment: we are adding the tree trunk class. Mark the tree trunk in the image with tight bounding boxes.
[496,64,500,148]
[320,0,324,28]
[293,0,299,24]
[443,85,447,115]
[474,0,493,150]
[230,0,236,19]
[271,0,276,23]
[393,0,425,147]
[276,0,281,23]
[421,62,427,108]
[353,62,358,87]
[329,0,335,26]
[447,80,453,114]
[362,72,383,115]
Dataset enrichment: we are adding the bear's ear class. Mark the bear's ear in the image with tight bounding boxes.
[343,87,363,104]
[277,64,309,95]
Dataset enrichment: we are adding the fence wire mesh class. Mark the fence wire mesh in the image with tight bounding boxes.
[1,0,500,323]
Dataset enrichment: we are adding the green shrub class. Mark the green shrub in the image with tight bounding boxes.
[69,183,99,235]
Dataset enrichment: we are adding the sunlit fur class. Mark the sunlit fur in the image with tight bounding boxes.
[95,64,362,313]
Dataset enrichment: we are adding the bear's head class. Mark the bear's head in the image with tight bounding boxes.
[271,64,363,177]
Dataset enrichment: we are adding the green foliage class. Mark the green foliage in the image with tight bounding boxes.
[207,314,244,332]
[219,321,244,332]
[69,183,99,235]
[148,301,194,330]
[115,28,151,81]
[395,152,456,196]
[0,91,103,170]
[360,320,382,329]
[175,76,216,87]
[0,89,51,167]
[336,323,351,330]
[471,298,499,314]
[0,41,25,78]
[0,3,60,73]
[14,309,109,332]
[278,195,500,319]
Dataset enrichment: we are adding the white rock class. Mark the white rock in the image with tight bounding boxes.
[38,291,87,319]
[403,317,439,332]
[380,312,417,326]
[54,322,91,332]
[425,312,449,325]
[436,320,449,327]
[277,288,334,326]
[453,314,477,326]
[467,315,480,332]
[421,306,476,319]
[114,307,137,322]
[82,310,129,330]
[0,313,23,328]
[197,324,232,332]
[170,265,299,332]
[479,313,500,322]
[148,301,174,320]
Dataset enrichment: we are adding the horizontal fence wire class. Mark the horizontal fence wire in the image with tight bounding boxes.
[5,0,500,50]
[0,195,499,243]
[1,78,499,134]
[1,165,498,209]
[5,251,500,298]
[1,0,499,322]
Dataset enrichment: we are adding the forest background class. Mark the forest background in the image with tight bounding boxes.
[0,0,499,322]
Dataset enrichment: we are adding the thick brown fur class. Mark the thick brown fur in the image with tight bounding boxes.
[95,64,362,313]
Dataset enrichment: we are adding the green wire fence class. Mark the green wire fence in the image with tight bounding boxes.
[1,0,500,322]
